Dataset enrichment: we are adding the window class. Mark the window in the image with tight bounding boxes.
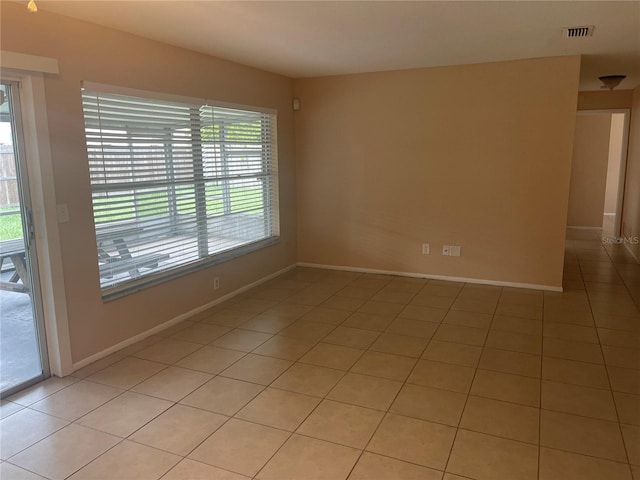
[81,85,279,297]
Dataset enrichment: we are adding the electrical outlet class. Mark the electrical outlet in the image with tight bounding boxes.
[442,246,450,256]
[422,243,430,254]
[214,277,220,291]
[450,246,461,257]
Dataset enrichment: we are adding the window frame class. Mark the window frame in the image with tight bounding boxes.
[81,82,280,300]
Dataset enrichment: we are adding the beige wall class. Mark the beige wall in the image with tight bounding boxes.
[578,90,633,110]
[604,114,625,214]
[294,56,580,289]
[622,85,640,261]
[567,114,612,227]
[1,3,297,362]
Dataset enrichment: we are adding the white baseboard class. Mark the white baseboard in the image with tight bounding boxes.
[566,226,603,231]
[297,262,563,292]
[72,263,297,371]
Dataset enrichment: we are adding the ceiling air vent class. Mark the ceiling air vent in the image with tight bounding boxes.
[562,25,594,38]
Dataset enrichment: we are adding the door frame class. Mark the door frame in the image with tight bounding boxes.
[1,79,50,397]
[576,109,631,238]
[1,57,73,379]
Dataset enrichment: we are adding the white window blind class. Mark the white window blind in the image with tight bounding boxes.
[81,88,279,296]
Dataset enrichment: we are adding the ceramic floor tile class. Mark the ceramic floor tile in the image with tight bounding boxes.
[271,363,345,397]
[76,391,172,437]
[342,312,394,331]
[163,459,250,480]
[171,323,231,344]
[390,383,466,426]
[622,424,640,465]
[348,452,443,480]
[0,408,68,460]
[323,326,380,349]
[180,377,264,416]
[278,320,335,342]
[412,294,456,310]
[68,439,180,479]
[615,391,640,426]
[407,359,475,393]
[299,342,364,370]
[369,333,428,357]
[257,434,360,480]
[358,300,405,317]
[210,329,272,352]
[0,400,24,419]
[366,413,456,470]
[386,318,439,339]
[252,335,316,360]
[598,328,640,348]
[460,395,539,444]
[541,380,617,421]
[372,290,416,305]
[299,307,351,325]
[450,298,497,315]
[540,410,627,462]
[297,399,383,448]
[543,337,604,364]
[485,330,542,355]
[7,376,79,407]
[539,447,632,480]
[602,345,640,369]
[9,424,120,480]
[398,305,447,322]
[541,357,610,389]
[422,340,482,367]
[609,366,640,395]
[239,314,297,334]
[263,303,315,319]
[29,380,123,421]
[544,323,600,344]
[86,357,167,389]
[327,372,403,410]
[0,462,48,480]
[478,348,541,378]
[491,315,542,336]
[447,429,538,480]
[236,387,320,431]
[443,310,492,329]
[220,354,292,385]
[433,324,488,346]
[471,369,540,407]
[189,418,289,477]
[321,296,365,311]
[134,338,203,364]
[495,303,542,320]
[350,351,417,381]
[131,366,213,401]
[202,309,257,328]
[175,346,246,374]
[129,404,227,456]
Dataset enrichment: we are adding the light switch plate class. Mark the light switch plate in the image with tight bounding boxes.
[56,204,69,223]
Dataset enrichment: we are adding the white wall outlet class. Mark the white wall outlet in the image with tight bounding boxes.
[442,246,450,256]
[56,204,69,223]
[214,277,220,291]
[450,245,461,257]
[422,243,430,254]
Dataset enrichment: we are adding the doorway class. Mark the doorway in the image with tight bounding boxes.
[567,110,630,238]
[0,80,49,397]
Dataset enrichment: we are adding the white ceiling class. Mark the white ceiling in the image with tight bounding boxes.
[35,0,640,91]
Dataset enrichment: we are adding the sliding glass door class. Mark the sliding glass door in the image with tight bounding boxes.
[0,80,49,397]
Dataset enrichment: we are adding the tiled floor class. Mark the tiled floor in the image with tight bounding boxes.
[1,228,639,479]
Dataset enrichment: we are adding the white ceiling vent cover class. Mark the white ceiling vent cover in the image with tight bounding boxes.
[562,26,595,38]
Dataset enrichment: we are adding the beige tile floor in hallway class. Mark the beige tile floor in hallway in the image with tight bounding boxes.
[1,229,639,479]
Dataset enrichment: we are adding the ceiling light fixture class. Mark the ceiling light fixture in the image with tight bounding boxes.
[27,0,37,13]
[599,75,626,90]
